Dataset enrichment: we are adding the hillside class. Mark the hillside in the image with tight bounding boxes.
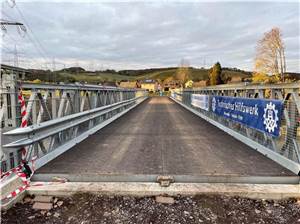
[26,67,253,84]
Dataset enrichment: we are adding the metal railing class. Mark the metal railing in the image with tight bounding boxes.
[1,81,147,172]
[170,82,300,174]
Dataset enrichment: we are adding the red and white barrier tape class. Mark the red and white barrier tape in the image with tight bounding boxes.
[1,90,31,201]
[1,90,27,180]
[1,165,22,179]
[2,90,67,200]
[6,185,28,199]
[1,156,38,200]
[2,170,29,200]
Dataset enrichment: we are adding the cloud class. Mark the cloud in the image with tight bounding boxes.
[1,1,299,72]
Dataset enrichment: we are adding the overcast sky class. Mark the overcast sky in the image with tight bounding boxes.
[1,1,299,72]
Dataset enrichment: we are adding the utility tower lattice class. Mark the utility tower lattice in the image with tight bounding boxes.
[1,19,26,67]
[13,44,19,67]
[0,19,27,34]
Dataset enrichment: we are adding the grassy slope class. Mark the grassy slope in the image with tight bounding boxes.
[222,70,251,78]
[59,72,137,82]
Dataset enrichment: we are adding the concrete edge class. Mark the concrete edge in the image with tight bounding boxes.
[32,173,300,184]
[27,182,300,200]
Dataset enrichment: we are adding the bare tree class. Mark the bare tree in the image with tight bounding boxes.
[176,58,190,86]
[254,27,286,81]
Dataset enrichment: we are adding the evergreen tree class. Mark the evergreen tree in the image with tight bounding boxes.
[208,62,222,85]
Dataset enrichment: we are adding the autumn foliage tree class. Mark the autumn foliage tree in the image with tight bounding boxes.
[208,62,222,85]
[253,27,286,82]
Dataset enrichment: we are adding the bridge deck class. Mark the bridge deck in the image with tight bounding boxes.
[34,97,296,183]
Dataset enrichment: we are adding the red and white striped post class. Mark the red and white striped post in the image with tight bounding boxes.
[18,90,27,161]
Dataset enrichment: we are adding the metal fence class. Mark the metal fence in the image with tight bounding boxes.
[1,81,148,172]
[170,82,300,174]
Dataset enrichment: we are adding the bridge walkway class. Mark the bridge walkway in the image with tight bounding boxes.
[34,97,296,183]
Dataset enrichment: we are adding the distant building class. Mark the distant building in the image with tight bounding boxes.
[141,80,158,92]
[118,81,140,89]
[163,80,181,91]
[1,64,31,128]
[228,76,243,83]
[192,80,207,87]
[102,81,117,87]
[1,64,28,80]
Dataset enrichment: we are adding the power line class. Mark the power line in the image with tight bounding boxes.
[14,4,51,64]
[1,46,11,52]
[0,18,26,35]
[13,44,18,66]
[1,10,15,21]
[3,1,52,69]
[5,30,19,42]
[3,1,61,71]
[0,17,24,66]
[1,44,11,51]
[6,0,16,8]
[0,19,23,26]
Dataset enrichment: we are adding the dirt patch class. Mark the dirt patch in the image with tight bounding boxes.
[2,194,300,224]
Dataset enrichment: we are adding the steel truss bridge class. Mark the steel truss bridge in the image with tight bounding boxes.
[1,70,300,185]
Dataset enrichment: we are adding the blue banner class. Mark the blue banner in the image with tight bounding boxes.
[211,96,283,137]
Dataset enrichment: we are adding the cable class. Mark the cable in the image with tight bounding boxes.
[1,48,11,53]
[1,10,15,21]
[3,1,51,70]
[1,45,12,52]
[15,4,51,64]
[3,0,52,70]
[3,30,18,42]
[6,0,16,8]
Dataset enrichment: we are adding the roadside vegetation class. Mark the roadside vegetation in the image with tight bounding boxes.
[26,66,253,85]
[252,27,295,84]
